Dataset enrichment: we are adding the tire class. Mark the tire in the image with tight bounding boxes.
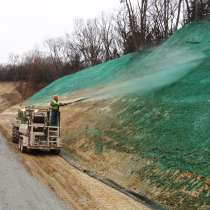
[51,149,60,155]
[19,138,27,153]
[12,126,19,144]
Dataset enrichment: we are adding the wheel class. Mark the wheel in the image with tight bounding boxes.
[12,126,19,144]
[19,138,27,153]
[51,149,60,155]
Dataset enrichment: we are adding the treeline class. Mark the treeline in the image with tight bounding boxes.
[0,0,209,97]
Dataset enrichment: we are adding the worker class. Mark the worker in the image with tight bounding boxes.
[50,95,64,125]
[50,95,87,125]
[18,105,27,123]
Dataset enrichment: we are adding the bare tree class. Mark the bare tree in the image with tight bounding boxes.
[138,0,148,45]
[99,14,116,61]
[73,18,103,66]
[185,0,210,22]
[45,38,64,70]
[175,0,183,30]
[120,0,141,51]
[115,9,130,53]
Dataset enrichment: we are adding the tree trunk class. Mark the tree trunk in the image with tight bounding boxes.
[164,0,169,37]
[175,0,183,30]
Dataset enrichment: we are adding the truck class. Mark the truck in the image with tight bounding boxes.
[12,106,62,154]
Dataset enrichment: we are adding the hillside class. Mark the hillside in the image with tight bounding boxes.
[27,20,210,209]
[0,82,22,112]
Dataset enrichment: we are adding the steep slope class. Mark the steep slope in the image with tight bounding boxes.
[27,20,210,209]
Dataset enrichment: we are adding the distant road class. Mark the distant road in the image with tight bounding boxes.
[0,135,71,210]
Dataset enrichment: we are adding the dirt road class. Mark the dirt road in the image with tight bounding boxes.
[0,134,71,210]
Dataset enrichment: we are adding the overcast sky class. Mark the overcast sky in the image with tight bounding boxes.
[0,0,121,64]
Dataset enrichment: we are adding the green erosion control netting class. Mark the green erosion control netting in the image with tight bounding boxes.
[28,20,210,208]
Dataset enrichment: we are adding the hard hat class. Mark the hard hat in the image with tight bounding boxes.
[53,95,59,101]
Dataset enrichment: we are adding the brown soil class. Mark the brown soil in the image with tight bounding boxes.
[0,82,22,112]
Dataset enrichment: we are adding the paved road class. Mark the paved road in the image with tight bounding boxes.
[0,135,71,210]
